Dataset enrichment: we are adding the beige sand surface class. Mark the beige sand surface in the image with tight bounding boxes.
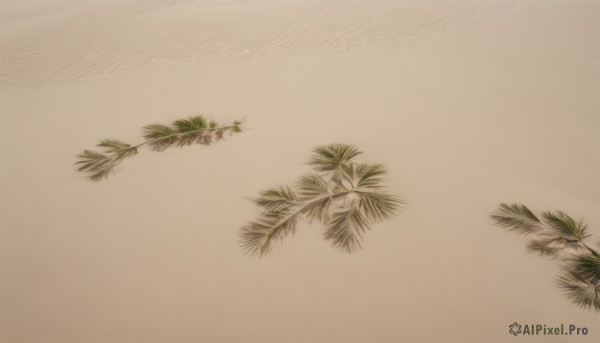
[1,0,599,342]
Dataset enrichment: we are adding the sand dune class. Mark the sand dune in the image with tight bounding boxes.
[1,1,599,342]
[0,0,530,87]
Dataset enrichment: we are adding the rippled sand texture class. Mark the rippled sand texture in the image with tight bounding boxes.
[0,0,531,87]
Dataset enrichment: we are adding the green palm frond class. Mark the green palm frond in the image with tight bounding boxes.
[241,144,403,257]
[491,203,541,234]
[76,115,243,181]
[297,173,329,198]
[558,271,600,312]
[492,203,600,313]
[254,186,298,211]
[143,124,178,151]
[324,207,370,253]
[526,238,563,258]
[542,211,590,241]
[143,124,175,139]
[75,140,138,182]
[302,196,333,223]
[356,191,402,221]
[240,208,300,257]
[354,163,388,189]
[75,150,115,182]
[571,254,600,281]
[309,144,362,172]
[173,116,207,132]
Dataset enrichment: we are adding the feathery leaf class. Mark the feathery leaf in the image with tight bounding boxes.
[77,115,244,181]
[297,173,329,198]
[356,191,402,221]
[526,238,563,257]
[558,271,600,312]
[309,144,362,172]
[324,207,370,253]
[542,211,590,241]
[491,203,541,234]
[571,254,600,281]
[173,116,207,133]
[142,124,175,139]
[255,186,298,212]
[493,203,600,313]
[354,163,388,189]
[240,209,300,257]
[241,144,401,256]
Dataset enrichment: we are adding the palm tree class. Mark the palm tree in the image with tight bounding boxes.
[491,203,600,312]
[75,115,243,181]
[240,144,404,257]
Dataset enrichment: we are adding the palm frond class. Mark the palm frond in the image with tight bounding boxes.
[324,207,370,253]
[74,150,115,181]
[296,173,333,222]
[241,144,401,256]
[571,254,600,281]
[173,116,207,132]
[354,163,388,189]
[356,191,402,221]
[254,186,298,212]
[297,173,329,198]
[493,203,600,313]
[142,124,175,139]
[542,211,590,241]
[97,139,132,152]
[309,144,362,172]
[75,139,138,181]
[557,271,600,312]
[239,208,300,257]
[491,203,541,234]
[526,238,563,257]
[77,115,243,181]
[142,124,178,151]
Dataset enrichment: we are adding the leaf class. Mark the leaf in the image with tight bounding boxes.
[74,149,128,182]
[77,115,243,181]
[239,209,300,257]
[356,191,402,221]
[542,211,590,241]
[142,124,175,139]
[526,238,563,257]
[571,254,600,281]
[309,144,362,172]
[143,124,178,151]
[557,271,600,312]
[176,130,208,147]
[97,139,132,152]
[297,173,329,198]
[254,186,298,211]
[354,163,388,189]
[240,144,401,256]
[173,116,207,133]
[324,207,370,253]
[491,203,541,234]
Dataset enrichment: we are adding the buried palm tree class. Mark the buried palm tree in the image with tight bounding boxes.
[75,115,243,181]
[491,203,600,312]
[240,144,404,257]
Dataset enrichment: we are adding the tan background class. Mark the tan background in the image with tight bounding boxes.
[1,0,599,342]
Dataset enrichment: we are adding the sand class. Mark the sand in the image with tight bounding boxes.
[1,0,599,342]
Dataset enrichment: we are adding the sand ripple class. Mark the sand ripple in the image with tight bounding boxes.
[0,0,528,87]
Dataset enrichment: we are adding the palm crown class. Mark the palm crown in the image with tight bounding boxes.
[240,144,404,257]
[491,203,600,312]
[75,115,242,181]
